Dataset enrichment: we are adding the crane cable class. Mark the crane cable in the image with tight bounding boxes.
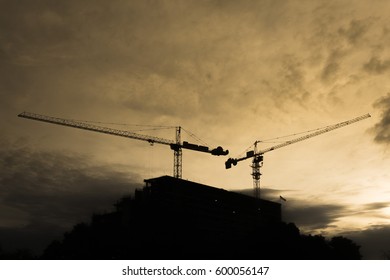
[66,117,210,146]
[259,122,344,143]
[66,118,176,133]
[181,127,209,147]
[235,122,348,158]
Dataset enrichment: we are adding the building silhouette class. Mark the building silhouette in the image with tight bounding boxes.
[41,176,361,260]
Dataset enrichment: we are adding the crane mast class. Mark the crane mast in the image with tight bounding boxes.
[173,126,182,179]
[225,113,371,199]
[18,111,228,179]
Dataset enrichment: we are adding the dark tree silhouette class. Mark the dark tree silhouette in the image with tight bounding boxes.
[0,243,36,260]
[329,236,362,259]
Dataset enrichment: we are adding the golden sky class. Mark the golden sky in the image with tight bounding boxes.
[1,0,390,258]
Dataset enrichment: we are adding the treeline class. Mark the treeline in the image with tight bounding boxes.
[0,246,36,260]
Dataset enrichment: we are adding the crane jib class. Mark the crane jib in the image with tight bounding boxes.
[18,111,175,146]
[225,113,371,169]
[18,111,229,179]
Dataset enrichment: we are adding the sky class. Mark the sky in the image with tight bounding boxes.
[1,0,390,259]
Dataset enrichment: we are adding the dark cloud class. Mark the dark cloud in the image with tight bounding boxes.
[321,49,344,83]
[362,202,390,211]
[234,187,390,260]
[363,56,390,74]
[0,140,141,254]
[234,188,347,232]
[372,93,390,144]
[309,17,370,84]
[0,0,323,124]
[282,199,390,234]
[283,202,347,231]
[345,225,390,259]
[318,18,370,82]
[0,0,228,121]
[338,19,369,45]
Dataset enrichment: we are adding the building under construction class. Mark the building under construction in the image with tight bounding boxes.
[41,176,287,259]
[133,175,280,223]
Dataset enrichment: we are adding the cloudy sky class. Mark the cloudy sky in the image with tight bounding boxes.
[1,0,390,258]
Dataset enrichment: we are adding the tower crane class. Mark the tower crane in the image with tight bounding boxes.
[18,111,229,179]
[225,113,371,199]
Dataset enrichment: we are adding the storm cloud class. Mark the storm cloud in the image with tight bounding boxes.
[0,139,141,253]
[372,93,390,144]
[282,202,348,232]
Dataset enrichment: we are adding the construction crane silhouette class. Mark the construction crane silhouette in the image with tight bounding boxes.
[225,113,371,199]
[18,111,229,179]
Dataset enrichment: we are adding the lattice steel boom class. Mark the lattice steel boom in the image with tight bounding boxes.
[18,111,229,178]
